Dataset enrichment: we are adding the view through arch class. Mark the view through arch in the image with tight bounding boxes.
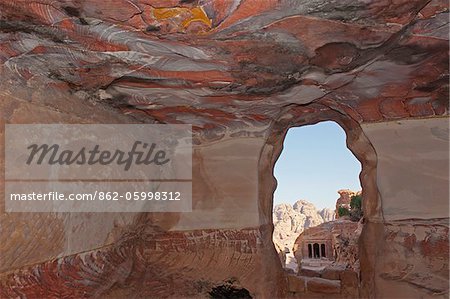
[272,121,362,273]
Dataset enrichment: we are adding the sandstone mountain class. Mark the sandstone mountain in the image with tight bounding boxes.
[319,208,335,223]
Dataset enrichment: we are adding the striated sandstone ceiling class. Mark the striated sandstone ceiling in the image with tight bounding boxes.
[0,2,449,298]
[0,0,448,133]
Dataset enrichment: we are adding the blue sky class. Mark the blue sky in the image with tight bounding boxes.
[273,121,361,210]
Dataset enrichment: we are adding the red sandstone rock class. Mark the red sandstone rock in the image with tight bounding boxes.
[307,277,341,294]
[321,266,343,281]
[298,268,322,278]
[287,274,306,293]
[340,270,360,297]
[0,0,448,298]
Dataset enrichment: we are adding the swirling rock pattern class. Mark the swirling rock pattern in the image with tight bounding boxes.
[0,0,448,298]
[0,0,447,135]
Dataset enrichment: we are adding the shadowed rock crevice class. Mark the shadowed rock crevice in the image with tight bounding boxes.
[209,279,253,299]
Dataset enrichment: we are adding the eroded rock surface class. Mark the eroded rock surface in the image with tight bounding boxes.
[0,0,448,297]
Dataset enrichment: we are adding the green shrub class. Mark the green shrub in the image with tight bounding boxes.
[338,206,350,217]
[350,194,363,221]
[350,195,362,210]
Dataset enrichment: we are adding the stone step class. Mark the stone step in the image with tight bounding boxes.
[287,274,341,295]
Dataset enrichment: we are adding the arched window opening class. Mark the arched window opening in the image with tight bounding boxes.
[272,121,362,273]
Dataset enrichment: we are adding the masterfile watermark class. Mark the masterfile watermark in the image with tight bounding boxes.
[5,124,192,212]
[26,141,170,171]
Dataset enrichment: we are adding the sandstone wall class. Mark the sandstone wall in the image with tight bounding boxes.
[0,89,269,299]
[361,118,449,297]
[1,79,449,298]
[0,83,284,297]
[2,82,448,298]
